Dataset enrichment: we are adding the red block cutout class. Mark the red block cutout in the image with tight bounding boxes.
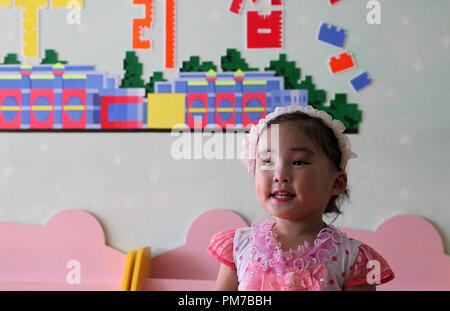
[247,10,283,49]
[230,0,245,14]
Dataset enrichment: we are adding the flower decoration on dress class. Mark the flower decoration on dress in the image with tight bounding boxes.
[249,217,346,275]
[284,264,328,291]
[244,259,328,291]
[240,105,358,174]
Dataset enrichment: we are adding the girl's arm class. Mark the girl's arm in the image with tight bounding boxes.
[214,263,239,291]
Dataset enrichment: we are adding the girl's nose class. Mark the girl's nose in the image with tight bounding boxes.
[273,169,291,183]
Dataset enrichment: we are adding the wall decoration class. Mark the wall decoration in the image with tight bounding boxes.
[350,72,372,92]
[318,22,346,48]
[165,0,176,69]
[246,9,283,49]
[0,1,364,132]
[330,0,341,5]
[329,51,357,75]
[0,0,84,58]
[321,4,373,92]
[132,0,154,50]
[0,49,362,132]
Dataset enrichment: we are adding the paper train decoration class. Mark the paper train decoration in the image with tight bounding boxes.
[0,63,308,130]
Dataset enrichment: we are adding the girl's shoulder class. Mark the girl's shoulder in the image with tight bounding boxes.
[207,226,251,270]
[323,231,395,288]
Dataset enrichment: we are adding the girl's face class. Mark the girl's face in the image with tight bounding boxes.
[254,121,347,222]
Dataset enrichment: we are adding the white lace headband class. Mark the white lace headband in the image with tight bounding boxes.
[240,105,357,174]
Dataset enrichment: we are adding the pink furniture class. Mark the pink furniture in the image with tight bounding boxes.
[0,209,449,290]
[0,209,126,290]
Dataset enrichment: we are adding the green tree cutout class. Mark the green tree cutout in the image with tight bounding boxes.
[326,94,362,133]
[221,48,258,72]
[41,49,67,64]
[180,56,217,72]
[298,76,327,107]
[3,53,20,64]
[121,51,145,88]
[265,54,301,90]
[145,71,167,95]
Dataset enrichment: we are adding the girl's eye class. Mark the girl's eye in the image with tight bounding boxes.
[262,160,272,166]
[293,160,308,166]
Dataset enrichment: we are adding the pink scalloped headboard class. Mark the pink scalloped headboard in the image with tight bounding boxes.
[339,215,450,290]
[0,209,127,290]
[1,209,449,291]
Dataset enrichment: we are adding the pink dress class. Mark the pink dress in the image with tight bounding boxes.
[208,217,395,291]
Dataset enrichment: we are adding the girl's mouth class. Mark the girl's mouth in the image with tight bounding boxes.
[271,191,296,202]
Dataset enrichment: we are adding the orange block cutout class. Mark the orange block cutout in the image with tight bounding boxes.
[329,52,356,74]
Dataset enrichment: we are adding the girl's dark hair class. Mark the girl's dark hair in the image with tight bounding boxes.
[259,111,350,218]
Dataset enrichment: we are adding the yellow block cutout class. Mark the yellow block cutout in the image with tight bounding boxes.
[148,93,186,129]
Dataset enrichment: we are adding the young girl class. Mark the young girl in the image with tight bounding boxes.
[208,105,395,291]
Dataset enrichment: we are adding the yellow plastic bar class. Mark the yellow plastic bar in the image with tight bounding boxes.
[121,250,137,291]
[130,247,151,291]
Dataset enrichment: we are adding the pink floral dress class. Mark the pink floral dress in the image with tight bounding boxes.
[208,217,395,291]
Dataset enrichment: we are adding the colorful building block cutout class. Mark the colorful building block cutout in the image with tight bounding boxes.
[247,10,283,49]
[350,72,372,92]
[329,52,356,75]
[318,22,346,48]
